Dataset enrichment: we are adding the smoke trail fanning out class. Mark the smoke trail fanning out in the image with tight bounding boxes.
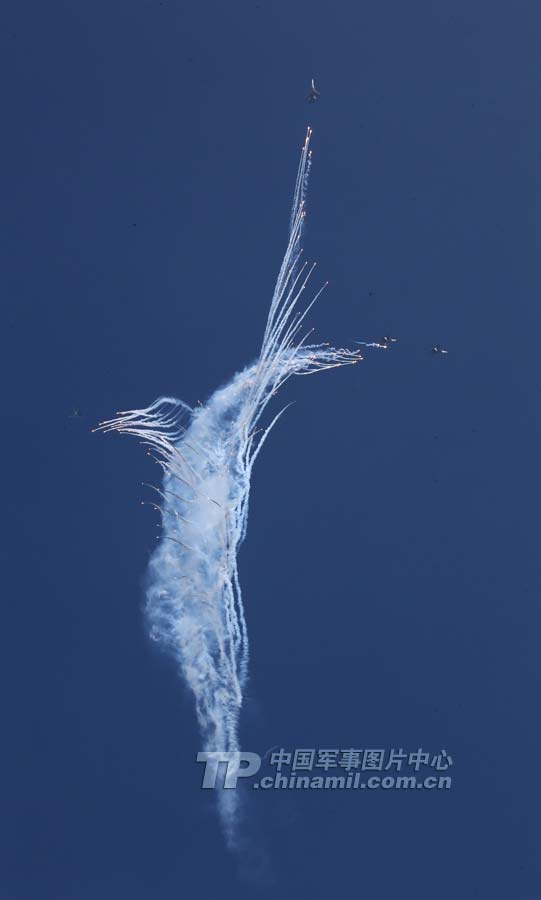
[96,129,363,844]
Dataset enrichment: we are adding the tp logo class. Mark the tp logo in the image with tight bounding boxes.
[196,752,261,788]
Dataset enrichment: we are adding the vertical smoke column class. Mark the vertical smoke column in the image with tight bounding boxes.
[96,129,363,844]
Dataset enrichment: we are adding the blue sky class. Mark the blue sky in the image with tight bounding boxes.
[3,1,541,897]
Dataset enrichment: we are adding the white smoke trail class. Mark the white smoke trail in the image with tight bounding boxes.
[96,128,363,845]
